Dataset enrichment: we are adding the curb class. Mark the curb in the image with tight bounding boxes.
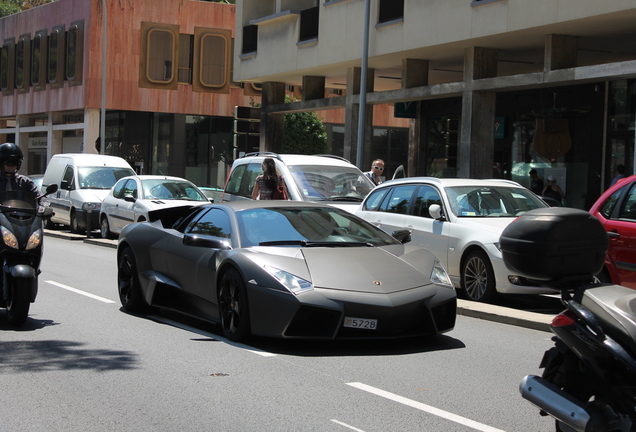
[456,299,552,332]
[44,229,554,332]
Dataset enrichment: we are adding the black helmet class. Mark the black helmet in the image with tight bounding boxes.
[0,143,23,171]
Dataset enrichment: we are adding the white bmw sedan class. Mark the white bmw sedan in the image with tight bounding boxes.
[356,177,556,302]
[99,175,210,239]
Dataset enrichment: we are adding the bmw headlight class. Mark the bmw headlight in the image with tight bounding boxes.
[263,265,313,295]
[430,260,453,288]
[1,226,18,249]
[26,229,42,250]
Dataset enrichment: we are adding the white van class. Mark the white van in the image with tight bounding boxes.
[42,154,136,233]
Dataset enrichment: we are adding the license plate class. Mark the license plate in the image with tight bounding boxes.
[343,317,378,330]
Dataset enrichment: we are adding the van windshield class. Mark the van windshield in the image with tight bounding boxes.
[78,167,136,190]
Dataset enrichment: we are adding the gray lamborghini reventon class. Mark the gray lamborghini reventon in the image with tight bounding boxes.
[117,201,457,341]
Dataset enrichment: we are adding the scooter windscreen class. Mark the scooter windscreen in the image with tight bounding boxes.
[0,190,38,211]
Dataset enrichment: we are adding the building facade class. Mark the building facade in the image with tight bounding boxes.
[0,0,257,190]
[233,0,636,209]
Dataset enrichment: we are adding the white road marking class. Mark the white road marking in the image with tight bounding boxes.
[347,382,507,432]
[150,315,277,357]
[45,280,116,304]
[331,419,367,432]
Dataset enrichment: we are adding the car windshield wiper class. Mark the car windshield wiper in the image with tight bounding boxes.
[259,240,374,247]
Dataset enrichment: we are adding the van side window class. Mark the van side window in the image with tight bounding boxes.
[225,165,246,195]
[380,185,416,214]
[413,186,442,219]
[61,166,74,190]
[239,163,263,198]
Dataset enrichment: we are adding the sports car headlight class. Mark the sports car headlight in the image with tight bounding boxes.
[1,226,18,249]
[263,265,313,295]
[430,260,453,288]
[26,229,42,250]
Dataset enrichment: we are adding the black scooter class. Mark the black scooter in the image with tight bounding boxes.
[500,207,636,432]
[0,184,57,326]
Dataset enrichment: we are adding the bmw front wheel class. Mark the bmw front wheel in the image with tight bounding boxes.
[461,250,497,302]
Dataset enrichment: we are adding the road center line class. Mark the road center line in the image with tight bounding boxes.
[150,315,277,357]
[45,280,116,304]
[347,382,507,432]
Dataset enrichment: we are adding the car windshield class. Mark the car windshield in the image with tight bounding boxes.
[78,167,136,190]
[446,185,547,217]
[141,179,208,201]
[236,207,400,247]
[288,165,375,202]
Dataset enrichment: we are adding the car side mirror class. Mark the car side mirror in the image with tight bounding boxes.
[124,195,136,203]
[429,204,445,221]
[392,229,412,244]
[60,180,71,190]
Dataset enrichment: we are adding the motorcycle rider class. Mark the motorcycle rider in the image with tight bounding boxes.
[0,143,49,209]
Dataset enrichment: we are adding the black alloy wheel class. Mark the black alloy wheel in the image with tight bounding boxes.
[117,247,148,312]
[461,250,497,302]
[218,268,251,342]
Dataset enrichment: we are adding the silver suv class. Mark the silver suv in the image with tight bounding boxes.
[222,153,375,212]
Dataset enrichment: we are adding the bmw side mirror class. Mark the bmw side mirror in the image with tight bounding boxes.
[429,204,445,221]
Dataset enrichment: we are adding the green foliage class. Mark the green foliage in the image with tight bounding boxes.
[282,96,327,155]
[0,0,21,17]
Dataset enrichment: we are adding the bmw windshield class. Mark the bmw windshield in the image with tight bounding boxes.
[446,186,547,217]
[288,165,375,202]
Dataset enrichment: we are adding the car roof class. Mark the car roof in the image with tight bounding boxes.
[376,177,524,189]
[234,153,358,168]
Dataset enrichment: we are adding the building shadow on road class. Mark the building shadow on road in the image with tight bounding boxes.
[0,314,139,373]
[0,339,139,373]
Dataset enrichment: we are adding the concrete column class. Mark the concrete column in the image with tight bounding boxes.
[49,112,63,159]
[344,67,374,166]
[544,34,578,71]
[260,81,286,153]
[85,108,101,155]
[459,91,496,178]
[402,59,428,176]
[402,58,429,89]
[459,47,498,178]
[302,76,325,101]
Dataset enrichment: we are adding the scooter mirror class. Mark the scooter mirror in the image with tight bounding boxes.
[45,184,58,195]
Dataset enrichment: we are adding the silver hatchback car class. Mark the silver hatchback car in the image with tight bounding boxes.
[356,177,556,302]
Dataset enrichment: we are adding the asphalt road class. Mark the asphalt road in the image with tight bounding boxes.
[0,236,558,431]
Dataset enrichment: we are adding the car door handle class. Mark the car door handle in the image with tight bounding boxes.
[607,231,620,239]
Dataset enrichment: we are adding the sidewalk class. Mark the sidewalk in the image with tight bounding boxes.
[45,229,554,333]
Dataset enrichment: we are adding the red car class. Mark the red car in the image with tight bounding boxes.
[589,175,636,289]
